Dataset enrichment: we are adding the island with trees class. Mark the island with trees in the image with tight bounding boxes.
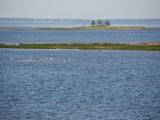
[1,19,159,31]
[90,20,111,27]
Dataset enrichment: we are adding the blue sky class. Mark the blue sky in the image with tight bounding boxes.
[0,0,160,19]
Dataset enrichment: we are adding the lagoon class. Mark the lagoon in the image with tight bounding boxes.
[0,30,160,45]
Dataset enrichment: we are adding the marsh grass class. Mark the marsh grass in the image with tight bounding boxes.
[1,43,160,51]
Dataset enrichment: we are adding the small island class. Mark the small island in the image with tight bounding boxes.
[1,26,159,31]
[0,19,160,31]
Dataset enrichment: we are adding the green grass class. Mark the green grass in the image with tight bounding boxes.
[1,43,160,51]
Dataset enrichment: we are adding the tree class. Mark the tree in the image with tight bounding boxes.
[105,20,111,26]
[90,20,96,27]
[97,20,102,27]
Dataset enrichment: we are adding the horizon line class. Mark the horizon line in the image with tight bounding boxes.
[0,17,160,20]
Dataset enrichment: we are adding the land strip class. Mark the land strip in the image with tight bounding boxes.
[0,43,160,51]
[1,26,160,31]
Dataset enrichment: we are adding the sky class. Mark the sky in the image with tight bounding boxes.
[0,0,160,19]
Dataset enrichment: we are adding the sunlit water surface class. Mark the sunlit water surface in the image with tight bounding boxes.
[0,49,160,120]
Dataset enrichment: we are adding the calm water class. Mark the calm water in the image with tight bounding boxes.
[0,49,160,120]
[1,18,160,28]
[0,30,160,44]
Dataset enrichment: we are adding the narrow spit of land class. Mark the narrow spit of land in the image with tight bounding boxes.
[1,26,160,31]
[0,43,160,51]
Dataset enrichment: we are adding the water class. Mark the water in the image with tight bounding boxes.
[0,18,86,28]
[1,18,160,45]
[0,30,160,44]
[0,49,160,120]
[0,18,160,119]
[1,18,160,28]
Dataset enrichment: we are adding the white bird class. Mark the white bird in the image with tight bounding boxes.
[68,57,71,62]
[50,58,53,61]
[63,59,66,64]
[10,57,14,62]
[18,56,20,62]
[30,57,32,63]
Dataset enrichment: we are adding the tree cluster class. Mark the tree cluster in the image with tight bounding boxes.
[90,20,111,27]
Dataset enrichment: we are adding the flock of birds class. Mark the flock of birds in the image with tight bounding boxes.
[10,56,71,64]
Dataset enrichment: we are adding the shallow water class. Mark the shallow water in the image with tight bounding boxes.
[0,49,160,120]
[0,30,160,45]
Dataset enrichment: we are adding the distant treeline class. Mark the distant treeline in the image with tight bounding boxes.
[90,20,111,27]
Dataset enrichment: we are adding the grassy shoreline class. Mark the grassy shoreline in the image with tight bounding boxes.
[0,43,160,51]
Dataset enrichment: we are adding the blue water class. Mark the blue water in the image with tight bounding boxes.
[0,49,160,120]
[1,18,160,28]
[0,30,160,44]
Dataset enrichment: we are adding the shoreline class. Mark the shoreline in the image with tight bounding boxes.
[0,43,160,51]
[1,26,160,31]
